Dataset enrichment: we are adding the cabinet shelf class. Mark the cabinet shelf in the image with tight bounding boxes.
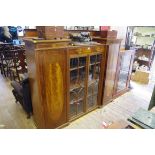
[89,62,101,66]
[70,66,85,71]
[134,35,155,38]
[88,79,99,85]
[135,58,149,62]
[70,98,84,104]
[70,83,85,91]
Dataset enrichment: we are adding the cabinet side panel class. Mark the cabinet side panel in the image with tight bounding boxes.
[25,41,45,128]
[103,44,120,103]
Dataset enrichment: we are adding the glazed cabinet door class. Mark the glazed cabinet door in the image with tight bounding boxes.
[116,54,131,92]
[69,52,103,120]
[87,54,102,110]
[114,52,134,96]
[69,56,87,119]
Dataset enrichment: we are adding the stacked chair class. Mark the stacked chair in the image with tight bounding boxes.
[0,44,27,82]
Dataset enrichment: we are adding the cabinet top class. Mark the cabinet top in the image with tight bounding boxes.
[92,37,123,43]
[23,38,71,44]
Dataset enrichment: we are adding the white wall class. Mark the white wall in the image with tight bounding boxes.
[110,26,127,48]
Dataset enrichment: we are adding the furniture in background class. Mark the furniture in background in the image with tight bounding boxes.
[24,38,106,128]
[0,44,27,81]
[92,37,135,105]
[36,26,66,39]
[24,29,38,38]
[125,27,155,72]
[11,73,33,118]
[113,50,135,98]
[133,48,154,71]
[100,26,110,31]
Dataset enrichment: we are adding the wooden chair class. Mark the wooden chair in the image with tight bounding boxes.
[11,46,28,82]
[1,45,19,81]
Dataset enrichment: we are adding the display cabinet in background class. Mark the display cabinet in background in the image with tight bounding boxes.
[113,50,135,98]
[36,26,66,39]
[92,37,135,105]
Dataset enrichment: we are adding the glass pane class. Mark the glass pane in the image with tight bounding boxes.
[120,55,131,71]
[70,91,76,103]
[71,87,85,100]
[117,71,128,91]
[88,65,95,81]
[70,102,76,117]
[93,95,98,106]
[94,81,99,94]
[87,95,98,109]
[87,96,93,108]
[90,55,96,64]
[79,57,86,66]
[95,64,100,80]
[70,87,85,117]
[96,54,102,62]
[70,70,78,88]
[79,67,86,85]
[88,83,94,96]
[77,100,84,114]
[70,58,78,68]
[116,54,130,92]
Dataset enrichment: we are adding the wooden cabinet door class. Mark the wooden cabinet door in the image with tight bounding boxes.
[36,48,68,128]
[102,44,120,104]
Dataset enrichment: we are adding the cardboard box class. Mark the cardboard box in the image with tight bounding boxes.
[131,70,150,84]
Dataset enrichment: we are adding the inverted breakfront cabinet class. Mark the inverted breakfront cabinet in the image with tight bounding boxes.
[24,39,106,128]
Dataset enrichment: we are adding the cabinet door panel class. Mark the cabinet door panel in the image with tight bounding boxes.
[87,54,102,110]
[69,56,86,119]
[38,49,67,128]
[116,53,132,93]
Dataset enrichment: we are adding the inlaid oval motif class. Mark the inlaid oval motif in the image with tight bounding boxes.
[46,63,64,121]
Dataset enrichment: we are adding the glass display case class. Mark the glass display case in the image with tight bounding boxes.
[114,50,135,96]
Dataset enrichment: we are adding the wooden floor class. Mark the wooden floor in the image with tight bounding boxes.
[0,75,36,129]
[0,74,154,129]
